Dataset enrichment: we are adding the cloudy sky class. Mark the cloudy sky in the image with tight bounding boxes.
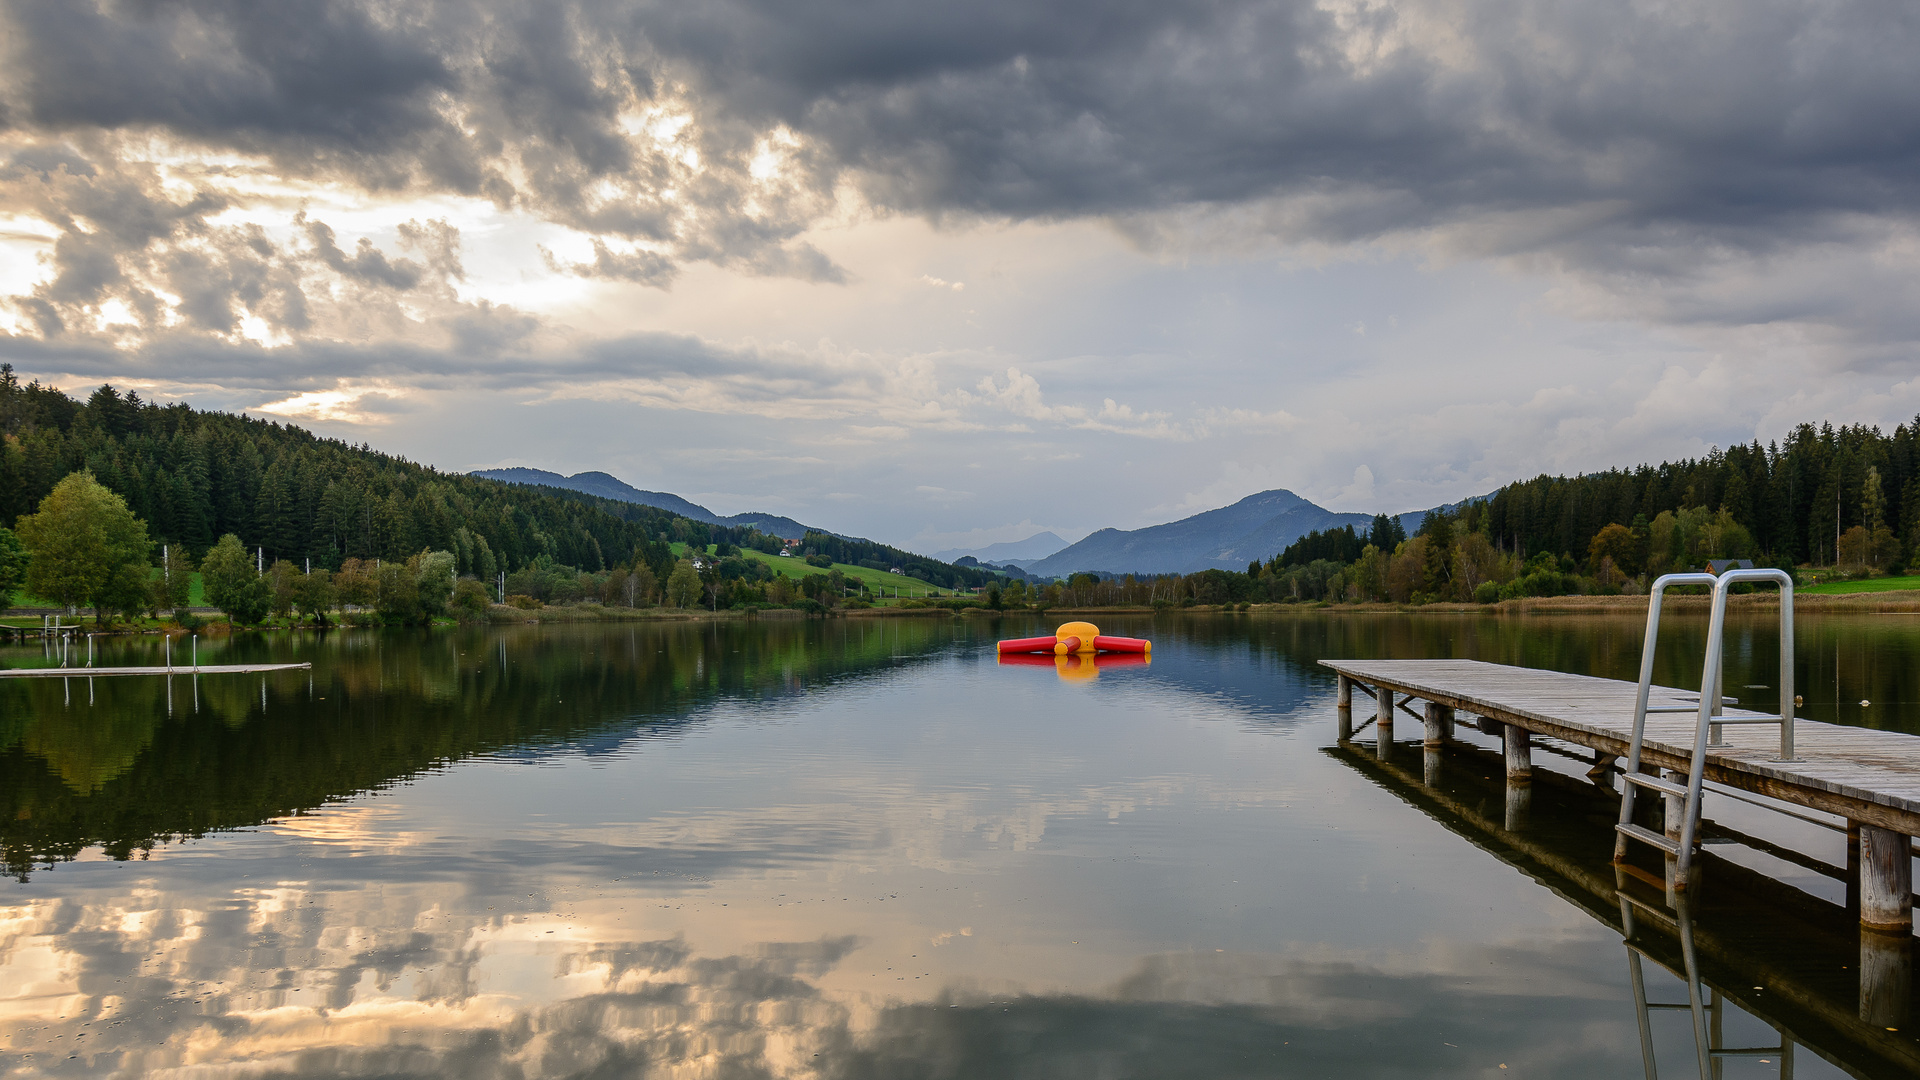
[2,0,1918,553]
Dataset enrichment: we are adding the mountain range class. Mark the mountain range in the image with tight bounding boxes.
[932,532,1070,564]
[476,466,1476,580]
[472,468,815,538]
[1021,490,1375,577]
[1019,491,1483,577]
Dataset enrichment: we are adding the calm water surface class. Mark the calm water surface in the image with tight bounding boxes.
[4,611,1920,1078]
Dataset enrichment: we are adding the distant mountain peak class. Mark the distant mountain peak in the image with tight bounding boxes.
[1023,487,1455,578]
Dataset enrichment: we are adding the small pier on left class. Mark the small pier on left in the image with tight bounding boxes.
[1,620,309,678]
[0,661,310,678]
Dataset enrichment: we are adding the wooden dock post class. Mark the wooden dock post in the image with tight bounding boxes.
[1336,675,1353,741]
[1423,702,1453,748]
[1858,823,1913,933]
[1375,684,1395,760]
[1424,748,1442,788]
[1337,674,1351,709]
[1503,724,1531,783]
[1662,768,1687,844]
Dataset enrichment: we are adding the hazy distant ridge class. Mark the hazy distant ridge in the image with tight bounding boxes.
[1024,490,1399,577]
[932,532,1069,564]
[472,468,814,538]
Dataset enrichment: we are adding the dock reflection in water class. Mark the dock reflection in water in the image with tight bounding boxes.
[1333,727,1919,1079]
[2,613,1918,1077]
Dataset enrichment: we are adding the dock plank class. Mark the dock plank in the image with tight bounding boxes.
[1323,659,1920,834]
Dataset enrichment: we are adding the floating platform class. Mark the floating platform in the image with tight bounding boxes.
[0,662,311,678]
[1321,658,1920,931]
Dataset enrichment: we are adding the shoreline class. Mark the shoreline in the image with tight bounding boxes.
[10,589,1919,637]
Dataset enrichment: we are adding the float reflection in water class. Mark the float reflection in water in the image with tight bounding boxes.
[994,650,1151,679]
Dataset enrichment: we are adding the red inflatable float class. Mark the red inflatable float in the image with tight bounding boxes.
[996,621,1151,656]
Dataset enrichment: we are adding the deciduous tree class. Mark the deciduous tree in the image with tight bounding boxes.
[202,533,271,626]
[666,559,701,607]
[14,472,152,623]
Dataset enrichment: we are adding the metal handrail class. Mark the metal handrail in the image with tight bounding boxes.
[1700,567,1795,760]
[1616,573,1717,865]
[1616,568,1796,889]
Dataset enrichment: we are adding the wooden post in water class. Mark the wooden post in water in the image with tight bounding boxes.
[1661,766,1691,899]
[1375,685,1394,761]
[1662,768,1687,843]
[1503,724,1531,782]
[1336,675,1353,741]
[1858,823,1913,933]
[1423,702,1452,748]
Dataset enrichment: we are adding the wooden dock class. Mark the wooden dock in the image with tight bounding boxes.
[1322,658,1920,932]
[0,662,310,678]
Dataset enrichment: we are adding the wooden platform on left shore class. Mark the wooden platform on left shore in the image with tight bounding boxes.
[0,663,311,678]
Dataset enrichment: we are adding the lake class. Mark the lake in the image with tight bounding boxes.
[3,610,1919,1078]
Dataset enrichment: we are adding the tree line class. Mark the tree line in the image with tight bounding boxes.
[0,366,772,582]
[1480,421,1920,568]
[0,368,1000,620]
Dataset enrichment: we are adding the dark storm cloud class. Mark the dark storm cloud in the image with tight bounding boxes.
[3,0,1919,358]
[6,0,1917,241]
[3,0,461,168]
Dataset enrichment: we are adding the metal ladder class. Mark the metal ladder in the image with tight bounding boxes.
[1614,569,1796,890]
[1619,879,1795,1079]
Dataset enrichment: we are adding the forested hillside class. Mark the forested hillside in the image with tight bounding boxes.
[0,366,729,580]
[1482,422,1920,567]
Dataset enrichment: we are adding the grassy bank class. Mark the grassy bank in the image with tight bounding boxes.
[671,542,962,601]
[1799,575,1920,595]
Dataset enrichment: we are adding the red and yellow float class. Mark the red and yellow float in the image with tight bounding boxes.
[996,621,1151,657]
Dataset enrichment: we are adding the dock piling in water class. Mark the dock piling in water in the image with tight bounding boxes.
[1860,823,1913,933]
[1503,724,1531,782]
[1374,685,1394,761]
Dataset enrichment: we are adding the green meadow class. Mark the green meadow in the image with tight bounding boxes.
[1800,575,1920,595]
[671,543,966,600]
